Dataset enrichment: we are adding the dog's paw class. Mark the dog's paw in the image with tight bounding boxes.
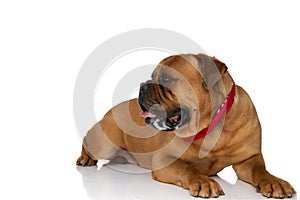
[76,147,98,166]
[256,176,296,198]
[76,154,97,166]
[184,175,224,198]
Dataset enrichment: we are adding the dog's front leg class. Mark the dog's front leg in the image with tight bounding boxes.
[152,157,224,198]
[233,154,296,198]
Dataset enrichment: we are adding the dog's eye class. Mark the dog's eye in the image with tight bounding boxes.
[159,74,171,86]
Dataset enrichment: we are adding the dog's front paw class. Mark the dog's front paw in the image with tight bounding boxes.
[183,175,224,198]
[76,146,98,166]
[256,175,296,198]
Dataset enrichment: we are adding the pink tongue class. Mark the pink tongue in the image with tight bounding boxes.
[139,111,156,119]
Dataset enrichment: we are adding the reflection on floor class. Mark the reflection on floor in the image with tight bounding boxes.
[77,162,297,200]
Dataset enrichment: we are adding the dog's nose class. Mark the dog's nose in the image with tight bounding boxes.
[140,83,149,93]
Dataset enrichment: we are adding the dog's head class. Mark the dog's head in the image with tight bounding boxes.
[138,53,229,138]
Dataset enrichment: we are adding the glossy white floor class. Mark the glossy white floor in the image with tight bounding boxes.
[77,160,297,200]
[76,161,297,200]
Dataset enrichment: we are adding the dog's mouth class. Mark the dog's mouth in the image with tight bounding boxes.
[139,104,190,131]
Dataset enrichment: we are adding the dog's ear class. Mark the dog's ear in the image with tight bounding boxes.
[195,54,228,89]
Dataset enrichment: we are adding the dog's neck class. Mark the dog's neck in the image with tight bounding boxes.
[183,77,236,142]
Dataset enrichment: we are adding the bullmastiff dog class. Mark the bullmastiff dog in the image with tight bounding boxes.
[76,53,296,198]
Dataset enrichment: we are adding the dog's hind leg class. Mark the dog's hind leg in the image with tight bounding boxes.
[76,122,120,166]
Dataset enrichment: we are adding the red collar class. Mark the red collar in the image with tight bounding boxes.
[183,78,236,142]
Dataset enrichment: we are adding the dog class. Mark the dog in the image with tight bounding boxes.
[76,53,296,198]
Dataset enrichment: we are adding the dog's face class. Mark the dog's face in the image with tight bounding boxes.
[138,54,228,137]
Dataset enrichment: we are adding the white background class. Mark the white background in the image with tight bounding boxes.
[0,0,299,199]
